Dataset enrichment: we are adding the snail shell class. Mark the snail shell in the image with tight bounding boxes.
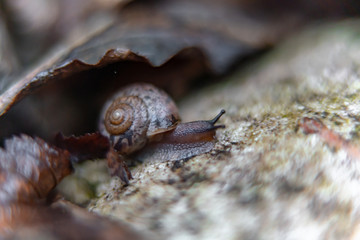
[99,83,225,163]
[99,83,180,155]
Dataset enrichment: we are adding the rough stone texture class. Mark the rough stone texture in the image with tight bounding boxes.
[84,20,360,239]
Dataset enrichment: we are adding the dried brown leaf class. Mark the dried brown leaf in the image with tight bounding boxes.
[0,201,142,240]
[55,132,110,163]
[0,135,141,239]
[0,135,72,201]
[0,171,39,205]
[0,0,261,129]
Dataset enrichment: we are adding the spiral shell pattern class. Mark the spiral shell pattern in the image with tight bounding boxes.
[104,99,134,135]
[99,83,181,154]
[101,96,149,154]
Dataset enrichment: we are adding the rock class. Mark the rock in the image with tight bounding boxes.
[88,20,360,240]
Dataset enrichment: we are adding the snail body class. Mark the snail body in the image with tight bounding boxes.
[99,83,225,162]
[133,113,225,162]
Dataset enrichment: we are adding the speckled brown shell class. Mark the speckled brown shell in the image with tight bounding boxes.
[99,83,180,154]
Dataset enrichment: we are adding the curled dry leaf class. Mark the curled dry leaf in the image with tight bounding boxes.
[1,201,142,240]
[0,135,72,202]
[0,135,140,239]
[0,0,259,115]
[55,132,110,163]
[0,135,71,235]
[0,0,269,142]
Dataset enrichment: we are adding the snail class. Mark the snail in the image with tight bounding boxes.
[98,83,225,163]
